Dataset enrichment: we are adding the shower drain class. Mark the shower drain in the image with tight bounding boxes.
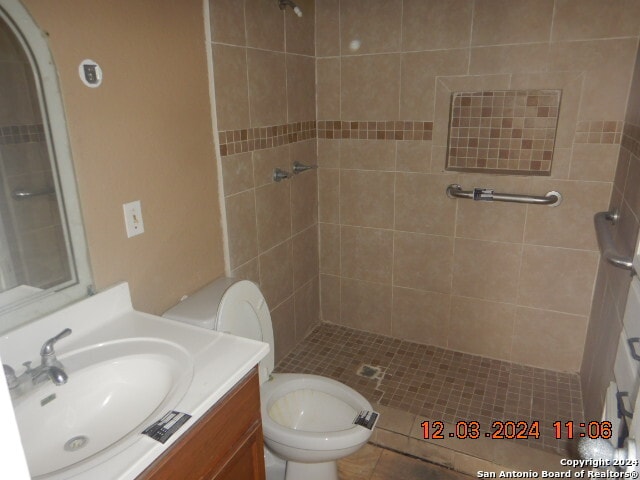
[357,364,382,378]
[64,435,89,452]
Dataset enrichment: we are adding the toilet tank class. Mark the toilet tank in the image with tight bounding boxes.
[163,277,274,383]
[162,277,237,330]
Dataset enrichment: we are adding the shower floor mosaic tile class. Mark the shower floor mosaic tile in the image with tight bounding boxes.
[275,323,584,461]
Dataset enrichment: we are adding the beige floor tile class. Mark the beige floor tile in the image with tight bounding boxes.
[370,449,471,480]
[338,443,383,480]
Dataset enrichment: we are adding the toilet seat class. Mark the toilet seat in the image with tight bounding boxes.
[163,277,377,479]
[261,373,373,452]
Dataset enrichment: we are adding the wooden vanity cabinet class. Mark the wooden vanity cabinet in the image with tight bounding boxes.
[137,367,266,480]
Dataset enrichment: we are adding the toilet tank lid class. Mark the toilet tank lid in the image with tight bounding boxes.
[162,277,238,328]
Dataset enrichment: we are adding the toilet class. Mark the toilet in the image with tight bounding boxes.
[162,277,377,480]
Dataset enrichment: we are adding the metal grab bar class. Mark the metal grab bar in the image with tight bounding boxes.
[446,184,562,207]
[12,188,55,200]
[594,211,634,271]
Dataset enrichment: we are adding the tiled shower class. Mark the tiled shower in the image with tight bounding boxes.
[210,0,640,471]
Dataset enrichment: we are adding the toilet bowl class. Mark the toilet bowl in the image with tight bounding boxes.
[163,278,376,480]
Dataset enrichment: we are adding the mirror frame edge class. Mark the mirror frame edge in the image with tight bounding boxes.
[0,0,93,334]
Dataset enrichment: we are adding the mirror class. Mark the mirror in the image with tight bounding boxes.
[0,1,92,333]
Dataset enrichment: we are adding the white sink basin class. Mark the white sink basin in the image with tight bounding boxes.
[0,282,269,480]
[14,339,193,477]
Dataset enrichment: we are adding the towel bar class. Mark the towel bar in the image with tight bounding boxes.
[12,188,55,200]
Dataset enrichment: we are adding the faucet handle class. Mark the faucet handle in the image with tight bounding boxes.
[292,161,317,174]
[40,328,72,357]
[3,364,18,389]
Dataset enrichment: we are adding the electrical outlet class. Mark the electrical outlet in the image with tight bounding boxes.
[123,200,144,238]
[78,59,102,88]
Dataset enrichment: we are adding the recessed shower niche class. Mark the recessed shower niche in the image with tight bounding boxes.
[446,89,562,175]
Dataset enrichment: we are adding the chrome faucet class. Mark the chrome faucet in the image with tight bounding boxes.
[2,328,72,399]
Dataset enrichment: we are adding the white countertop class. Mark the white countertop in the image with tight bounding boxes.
[0,283,270,480]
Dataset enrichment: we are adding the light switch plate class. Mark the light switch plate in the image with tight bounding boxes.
[123,200,144,238]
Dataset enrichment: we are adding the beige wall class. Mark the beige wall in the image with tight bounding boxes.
[316,0,640,372]
[210,0,320,363]
[582,44,640,420]
[22,0,225,314]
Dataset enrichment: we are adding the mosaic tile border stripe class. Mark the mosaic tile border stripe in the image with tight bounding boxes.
[317,120,433,140]
[218,121,317,157]
[575,120,623,144]
[0,123,45,145]
[218,118,626,159]
[218,119,435,157]
[622,122,640,157]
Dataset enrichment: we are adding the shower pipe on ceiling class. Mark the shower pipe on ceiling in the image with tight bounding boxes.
[278,0,303,17]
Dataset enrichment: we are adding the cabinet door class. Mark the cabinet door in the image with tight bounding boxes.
[212,425,266,480]
[137,368,264,480]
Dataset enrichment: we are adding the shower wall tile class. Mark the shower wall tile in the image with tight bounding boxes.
[225,190,258,269]
[318,168,339,223]
[255,181,292,252]
[396,141,431,173]
[317,138,340,168]
[523,179,611,251]
[340,140,395,171]
[391,287,449,347]
[291,168,318,233]
[471,0,554,46]
[394,173,457,236]
[316,58,341,120]
[294,277,320,342]
[340,225,393,284]
[339,0,402,55]
[292,225,319,289]
[247,49,287,127]
[252,145,289,188]
[209,0,246,45]
[452,238,521,304]
[393,232,453,294]
[512,307,587,372]
[311,1,640,375]
[319,222,340,275]
[339,170,395,228]
[210,0,640,376]
[230,257,260,286]
[401,0,473,51]
[285,0,315,56]
[211,0,319,364]
[340,54,401,120]
[221,152,253,196]
[286,54,316,123]
[271,296,295,364]
[320,273,340,323]
[518,246,599,316]
[244,0,284,51]
[454,174,530,243]
[568,143,620,182]
[551,0,640,41]
[448,297,516,360]
[339,278,392,335]
[400,49,469,121]
[314,0,340,57]
[211,45,250,132]
[259,240,293,308]
[469,44,550,75]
